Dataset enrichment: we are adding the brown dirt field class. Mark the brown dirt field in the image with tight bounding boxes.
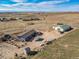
[0,12,79,59]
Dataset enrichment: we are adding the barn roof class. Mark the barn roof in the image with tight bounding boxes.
[17,30,37,41]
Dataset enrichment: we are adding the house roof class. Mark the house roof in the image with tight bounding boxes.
[58,24,71,31]
[17,30,37,41]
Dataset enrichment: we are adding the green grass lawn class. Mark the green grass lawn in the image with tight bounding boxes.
[30,29,79,59]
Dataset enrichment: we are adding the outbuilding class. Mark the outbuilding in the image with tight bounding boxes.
[0,34,13,41]
[24,47,38,56]
[53,24,72,33]
[17,30,38,42]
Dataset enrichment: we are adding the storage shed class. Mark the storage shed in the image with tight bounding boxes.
[24,47,38,56]
[24,47,31,55]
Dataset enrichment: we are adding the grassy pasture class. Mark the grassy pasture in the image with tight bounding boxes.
[30,29,79,59]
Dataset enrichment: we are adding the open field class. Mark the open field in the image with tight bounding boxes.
[0,12,79,34]
[31,29,79,59]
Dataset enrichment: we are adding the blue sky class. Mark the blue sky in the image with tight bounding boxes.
[0,0,79,12]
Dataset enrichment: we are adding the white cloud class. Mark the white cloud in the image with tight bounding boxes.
[0,4,79,12]
[0,0,70,7]
[11,0,70,3]
[1,0,78,12]
[11,0,26,2]
[38,0,69,5]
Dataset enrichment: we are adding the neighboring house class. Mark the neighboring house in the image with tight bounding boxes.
[31,17,40,21]
[0,17,11,21]
[53,24,72,33]
[17,30,38,42]
[22,16,40,21]
[0,34,13,41]
[22,17,32,21]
